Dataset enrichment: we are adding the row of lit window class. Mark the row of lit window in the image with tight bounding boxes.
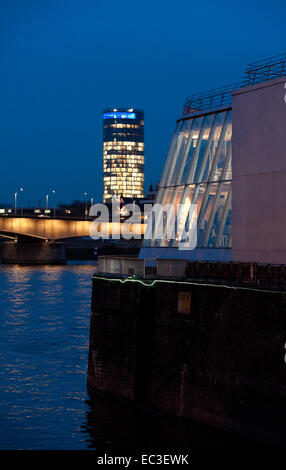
[104,181,144,186]
[104,161,144,167]
[104,183,143,188]
[104,167,143,172]
[103,151,144,156]
[104,162,143,165]
[104,173,143,177]
[104,152,144,156]
[105,133,143,139]
[103,141,144,148]
[104,166,143,171]
[104,189,143,193]
[104,164,144,169]
[104,185,143,190]
[104,123,141,129]
[104,164,143,169]
[104,156,144,162]
[104,157,144,161]
[104,194,143,200]
[103,146,144,157]
[103,162,143,171]
[104,188,143,192]
[104,162,144,167]
[104,156,144,161]
[104,181,144,185]
[104,182,143,186]
[104,176,143,182]
[104,149,144,154]
[104,189,142,194]
[103,140,144,145]
[104,172,143,177]
[105,180,143,188]
[104,185,143,189]
[104,177,143,182]
[104,188,143,193]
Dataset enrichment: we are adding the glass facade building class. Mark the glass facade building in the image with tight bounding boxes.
[103,108,144,202]
[143,105,232,252]
[141,53,286,261]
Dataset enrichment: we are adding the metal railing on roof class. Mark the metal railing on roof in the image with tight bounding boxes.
[183,53,286,115]
[183,81,241,115]
[243,52,286,85]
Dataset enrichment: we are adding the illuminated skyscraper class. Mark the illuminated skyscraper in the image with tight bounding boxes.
[102,108,144,202]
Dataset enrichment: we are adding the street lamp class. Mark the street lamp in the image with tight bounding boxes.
[84,192,88,220]
[52,190,56,217]
[46,194,49,212]
[14,192,18,216]
[20,188,24,216]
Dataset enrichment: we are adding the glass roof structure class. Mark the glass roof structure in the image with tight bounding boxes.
[142,53,286,258]
[143,107,232,250]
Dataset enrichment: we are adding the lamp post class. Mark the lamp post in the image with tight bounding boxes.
[84,192,88,220]
[52,190,56,217]
[20,188,24,216]
[14,192,18,216]
[46,194,49,213]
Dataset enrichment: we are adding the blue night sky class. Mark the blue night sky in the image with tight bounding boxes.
[0,0,285,206]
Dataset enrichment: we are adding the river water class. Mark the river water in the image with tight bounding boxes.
[0,262,261,450]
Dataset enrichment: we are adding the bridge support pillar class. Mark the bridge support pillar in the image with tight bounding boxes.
[1,241,66,265]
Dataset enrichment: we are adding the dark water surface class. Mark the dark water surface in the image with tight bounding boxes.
[0,263,262,450]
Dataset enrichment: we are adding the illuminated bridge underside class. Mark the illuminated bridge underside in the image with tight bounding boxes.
[0,218,92,241]
[0,217,146,241]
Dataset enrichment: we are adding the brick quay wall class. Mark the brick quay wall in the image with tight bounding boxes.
[87,275,286,447]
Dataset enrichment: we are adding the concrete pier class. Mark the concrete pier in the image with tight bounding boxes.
[1,240,66,265]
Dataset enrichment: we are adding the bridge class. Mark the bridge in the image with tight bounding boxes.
[0,216,92,241]
[0,216,146,264]
[0,216,145,241]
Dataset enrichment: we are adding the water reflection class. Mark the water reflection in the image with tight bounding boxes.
[0,263,262,450]
[0,263,95,450]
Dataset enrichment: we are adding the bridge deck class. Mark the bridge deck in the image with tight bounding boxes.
[0,216,146,241]
[0,216,92,240]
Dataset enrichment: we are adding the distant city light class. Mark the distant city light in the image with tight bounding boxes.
[103,112,136,120]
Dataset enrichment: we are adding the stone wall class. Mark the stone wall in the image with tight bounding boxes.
[1,241,66,264]
[87,276,286,447]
